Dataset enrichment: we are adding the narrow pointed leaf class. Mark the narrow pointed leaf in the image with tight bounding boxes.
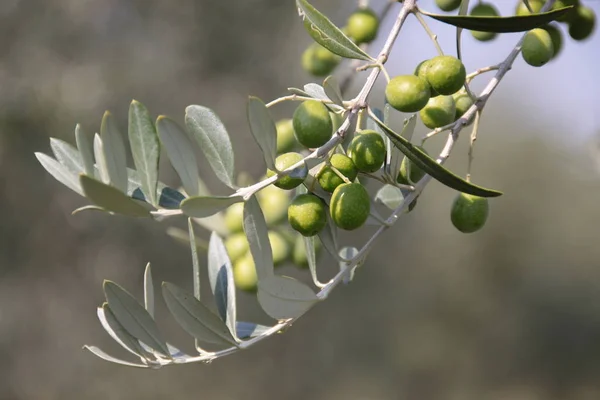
[247,97,277,171]
[75,124,95,176]
[126,169,185,209]
[156,116,200,196]
[143,263,154,318]
[387,115,415,180]
[50,138,84,176]
[103,280,170,356]
[188,219,201,301]
[207,232,237,339]
[185,105,235,188]
[296,0,373,61]
[243,195,274,281]
[323,76,343,106]
[303,83,330,102]
[257,275,318,320]
[181,195,242,218]
[83,346,148,368]
[162,282,238,346]
[421,6,573,32]
[303,236,325,288]
[128,100,160,206]
[94,134,110,184]
[101,111,128,192]
[235,322,273,339]
[372,118,502,197]
[98,304,150,360]
[35,153,83,195]
[80,175,150,217]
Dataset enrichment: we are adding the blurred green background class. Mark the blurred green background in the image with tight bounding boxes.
[1,0,600,399]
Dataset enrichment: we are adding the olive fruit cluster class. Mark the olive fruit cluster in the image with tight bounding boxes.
[386,55,469,129]
[301,7,380,77]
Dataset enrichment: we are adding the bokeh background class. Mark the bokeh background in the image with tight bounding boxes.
[1,0,600,399]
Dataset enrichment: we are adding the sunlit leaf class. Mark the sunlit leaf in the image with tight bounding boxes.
[296,0,373,61]
[75,124,95,177]
[375,184,404,210]
[80,175,150,217]
[181,195,242,218]
[243,195,274,282]
[235,322,273,339]
[35,153,83,195]
[323,76,344,106]
[128,100,160,206]
[257,275,319,320]
[83,346,148,368]
[98,304,150,360]
[247,97,277,171]
[156,116,200,197]
[143,263,154,318]
[185,105,235,189]
[101,111,128,192]
[339,246,359,284]
[50,138,84,176]
[93,134,110,184]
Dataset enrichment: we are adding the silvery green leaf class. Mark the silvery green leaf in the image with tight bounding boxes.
[98,304,150,360]
[257,275,318,320]
[75,124,95,176]
[181,196,242,218]
[303,83,330,102]
[162,282,238,346]
[81,175,150,217]
[103,280,170,356]
[323,76,343,106]
[235,322,273,339]
[243,195,274,281]
[188,219,201,301]
[35,153,83,195]
[127,170,185,210]
[375,184,404,210]
[101,111,128,192]
[304,236,325,288]
[128,100,160,206]
[83,346,149,368]
[143,263,154,318]
[156,116,200,197]
[296,0,373,61]
[287,87,311,97]
[247,97,277,171]
[387,115,416,180]
[72,205,106,215]
[317,213,340,261]
[93,134,110,184]
[50,138,84,176]
[207,232,237,340]
[185,105,235,189]
[339,246,359,284]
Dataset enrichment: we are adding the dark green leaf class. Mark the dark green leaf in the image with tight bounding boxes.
[372,118,502,198]
[80,175,151,217]
[296,0,373,61]
[421,6,574,32]
[128,100,160,206]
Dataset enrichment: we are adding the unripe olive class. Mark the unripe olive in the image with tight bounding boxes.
[268,231,290,265]
[414,60,439,97]
[522,28,554,67]
[542,24,563,59]
[470,3,499,41]
[257,184,289,226]
[419,95,456,129]
[348,130,386,173]
[275,119,297,154]
[346,8,379,44]
[397,146,428,185]
[435,0,462,12]
[330,183,370,231]
[287,194,328,237]
[293,100,333,148]
[385,75,431,113]
[515,0,544,16]
[425,55,466,96]
[224,202,244,234]
[553,0,580,22]
[317,153,358,193]
[568,6,596,41]
[267,152,306,190]
[224,232,250,263]
[450,192,489,233]
[233,253,258,292]
[301,42,341,77]
[452,91,474,122]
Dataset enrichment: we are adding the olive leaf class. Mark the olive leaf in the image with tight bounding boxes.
[185,105,236,189]
[296,0,373,61]
[371,117,503,198]
[126,169,185,210]
[100,111,128,192]
[98,303,151,361]
[235,322,273,339]
[339,246,359,284]
[247,97,277,171]
[143,263,154,318]
[75,124,95,177]
[375,184,404,210]
[35,152,83,195]
[50,138,85,177]
[421,6,574,32]
[180,196,242,218]
[80,175,151,217]
[128,100,160,206]
[323,76,344,106]
[257,275,319,320]
[243,195,274,281]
